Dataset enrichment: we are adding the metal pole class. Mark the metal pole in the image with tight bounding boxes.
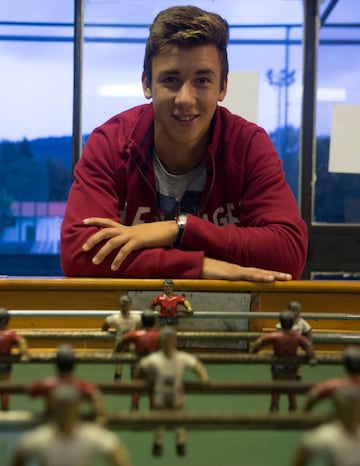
[0,411,330,431]
[0,380,314,395]
[284,26,290,132]
[8,309,360,320]
[14,330,360,345]
[320,0,339,26]
[0,352,344,365]
[72,0,84,174]
[299,0,320,277]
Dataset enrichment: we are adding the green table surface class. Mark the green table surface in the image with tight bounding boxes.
[1,362,343,466]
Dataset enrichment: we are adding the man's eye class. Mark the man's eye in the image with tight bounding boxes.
[197,77,210,84]
[163,77,176,83]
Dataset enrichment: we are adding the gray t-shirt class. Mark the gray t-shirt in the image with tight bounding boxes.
[153,152,206,220]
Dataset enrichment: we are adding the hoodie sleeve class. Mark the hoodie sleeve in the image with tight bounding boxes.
[177,127,308,279]
[60,123,205,279]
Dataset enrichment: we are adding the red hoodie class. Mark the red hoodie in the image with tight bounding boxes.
[60,104,307,279]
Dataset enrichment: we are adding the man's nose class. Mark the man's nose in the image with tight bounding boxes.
[175,82,195,105]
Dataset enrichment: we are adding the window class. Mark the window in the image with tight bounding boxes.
[0,0,74,275]
[1,0,359,277]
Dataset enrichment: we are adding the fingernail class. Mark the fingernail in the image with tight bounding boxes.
[92,257,99,265]
[82,243,88,251]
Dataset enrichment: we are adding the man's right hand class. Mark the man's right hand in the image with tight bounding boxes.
[82,218,178,271]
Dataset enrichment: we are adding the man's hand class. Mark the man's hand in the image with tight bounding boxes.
[82,218,178,270]
[82,218,293,282]
[201,257,292,282]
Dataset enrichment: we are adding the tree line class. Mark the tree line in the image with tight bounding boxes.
[0,137,71,230]
[1,130,359,230]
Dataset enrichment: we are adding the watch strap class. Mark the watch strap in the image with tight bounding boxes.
[174,214,187,248]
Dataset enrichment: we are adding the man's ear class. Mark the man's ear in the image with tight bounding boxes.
[218,78,228,102]
[142,71,152,99]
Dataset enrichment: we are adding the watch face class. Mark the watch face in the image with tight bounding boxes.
[178,214,187,227]
[175,214,186,247]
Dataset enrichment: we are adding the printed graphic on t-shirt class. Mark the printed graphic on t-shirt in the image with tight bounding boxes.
[157,191,203,219]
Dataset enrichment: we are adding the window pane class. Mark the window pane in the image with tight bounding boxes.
[315,21,360,223]
[0,1,73,275]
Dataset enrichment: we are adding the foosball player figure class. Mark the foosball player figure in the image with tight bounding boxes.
[303,346,360,412]
[0,307,30,411]
[101,294,140,380]
[292,385,360,466]
[10,384,132,466]
[115,310,160,411]
[251,310,317,412]
[276,301,312,340]
[150,279,193,326]
[133,326,209,457]
[26,344,106,425]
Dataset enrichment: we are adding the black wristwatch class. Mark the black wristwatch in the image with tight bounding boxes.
[174,214,187,248]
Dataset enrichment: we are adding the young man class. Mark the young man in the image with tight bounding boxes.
[61,5,307,282]
[251,310,317,412]
[101,295,140,380]
[133,326,208,457]
[293,385,360,466]
[10,385,131,466]
[0,308,29,410]
[150,279,193,326]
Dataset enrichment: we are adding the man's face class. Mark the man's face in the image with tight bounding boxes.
[142,44,227,151]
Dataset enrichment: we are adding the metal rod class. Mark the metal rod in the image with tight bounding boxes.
[0,411,330,431]
[0,352,343,365]
[15,330,360,344]
[193,353,342,365]
[299,0,320,278]
[8,309,360,321]
[0,380,314,395]
[17,330,261,340]
[72,0,84,172]
[104,411,330,431]
[320,0,339,26]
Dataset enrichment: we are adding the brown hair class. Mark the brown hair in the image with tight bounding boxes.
[143,5,229,89]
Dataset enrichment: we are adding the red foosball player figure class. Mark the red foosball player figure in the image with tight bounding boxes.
[115,310,160,411]
[10,384,132,466]
[303,346,360,412]
[0,307,30,411]
[26,344,106,424]
[102,295,141,380]
[251,310,317,412]
[150,279,193,326]
[134,326,208,457]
